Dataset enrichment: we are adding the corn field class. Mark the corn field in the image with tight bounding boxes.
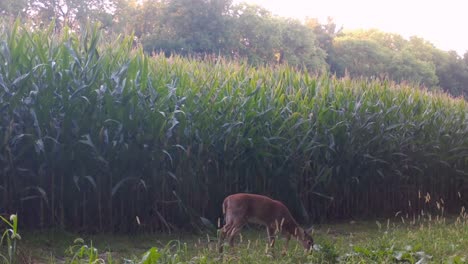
[0,22,467,232]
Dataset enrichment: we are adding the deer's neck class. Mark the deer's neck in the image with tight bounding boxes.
[280,217,302,236]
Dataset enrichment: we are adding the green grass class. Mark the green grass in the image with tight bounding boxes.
[16,215,468,263]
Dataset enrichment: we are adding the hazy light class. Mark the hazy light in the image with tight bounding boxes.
[235,0,468,55]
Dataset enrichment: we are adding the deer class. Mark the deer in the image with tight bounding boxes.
[217,193,314,253]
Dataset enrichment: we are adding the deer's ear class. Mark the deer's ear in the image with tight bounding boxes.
[305,226,314,234]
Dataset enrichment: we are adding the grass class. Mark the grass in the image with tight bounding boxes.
[16,215,468,263]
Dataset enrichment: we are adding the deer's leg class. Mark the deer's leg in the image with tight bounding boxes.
[266,226,276,248]
[218,213,235,253]
[219,224,241,251]
[218,225,228,253]
[226,222,244,247]
[281,232,291,256]
[219,215,245,248]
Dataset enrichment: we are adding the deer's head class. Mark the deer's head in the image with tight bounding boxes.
[300,228,314,250]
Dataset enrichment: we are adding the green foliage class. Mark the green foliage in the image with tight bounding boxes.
[141,0,233,55]
[0,23,467,233]
[126,241,190,264]
[340,244,433,263]
[27,0,115,30]
[1,0,467,97]
[307,239,339,263]
[0,0,28,18]
[329,29,468,97]
[433,50,468,98]
[276,18,327,71]
[228,3,281,64]
[331,30,439,87]
[138,1,328,70]
[0,214,21,264]
[16,213,468,263]
[139,247,161,264]
[65,238,108,264]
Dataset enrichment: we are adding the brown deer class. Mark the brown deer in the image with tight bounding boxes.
[218,193,313,253]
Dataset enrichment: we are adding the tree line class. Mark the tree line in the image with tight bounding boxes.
[2,0,467,98]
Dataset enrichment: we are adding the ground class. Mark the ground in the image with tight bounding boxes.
[13,216,468,263]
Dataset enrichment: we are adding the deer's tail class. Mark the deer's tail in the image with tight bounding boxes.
[220,197,229,228]
[222,198,227,216]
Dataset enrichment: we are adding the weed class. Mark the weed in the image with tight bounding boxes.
[0,214,20,264]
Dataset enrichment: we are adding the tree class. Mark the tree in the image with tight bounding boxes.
[0,0,28,18]
[228,3,281,64]
[433,50,468,97]
[277,18,327,72]
[109,0,141,35]
[331,37,392,78]
[228,4,326,69]
[388,50,438,87]
[330,30,439,87]
[28,0,116,30]
[142,0,233,55]
[305,17,341,67]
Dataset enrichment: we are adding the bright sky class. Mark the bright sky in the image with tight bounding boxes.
[235,0,468,56]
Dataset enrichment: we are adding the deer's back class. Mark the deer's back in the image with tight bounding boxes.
[223,193,294,226]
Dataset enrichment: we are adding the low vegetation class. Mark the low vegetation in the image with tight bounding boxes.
[0,214,20,263]
[5,210,466,263]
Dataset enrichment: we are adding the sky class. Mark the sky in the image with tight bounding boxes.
[235,0,468,56]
